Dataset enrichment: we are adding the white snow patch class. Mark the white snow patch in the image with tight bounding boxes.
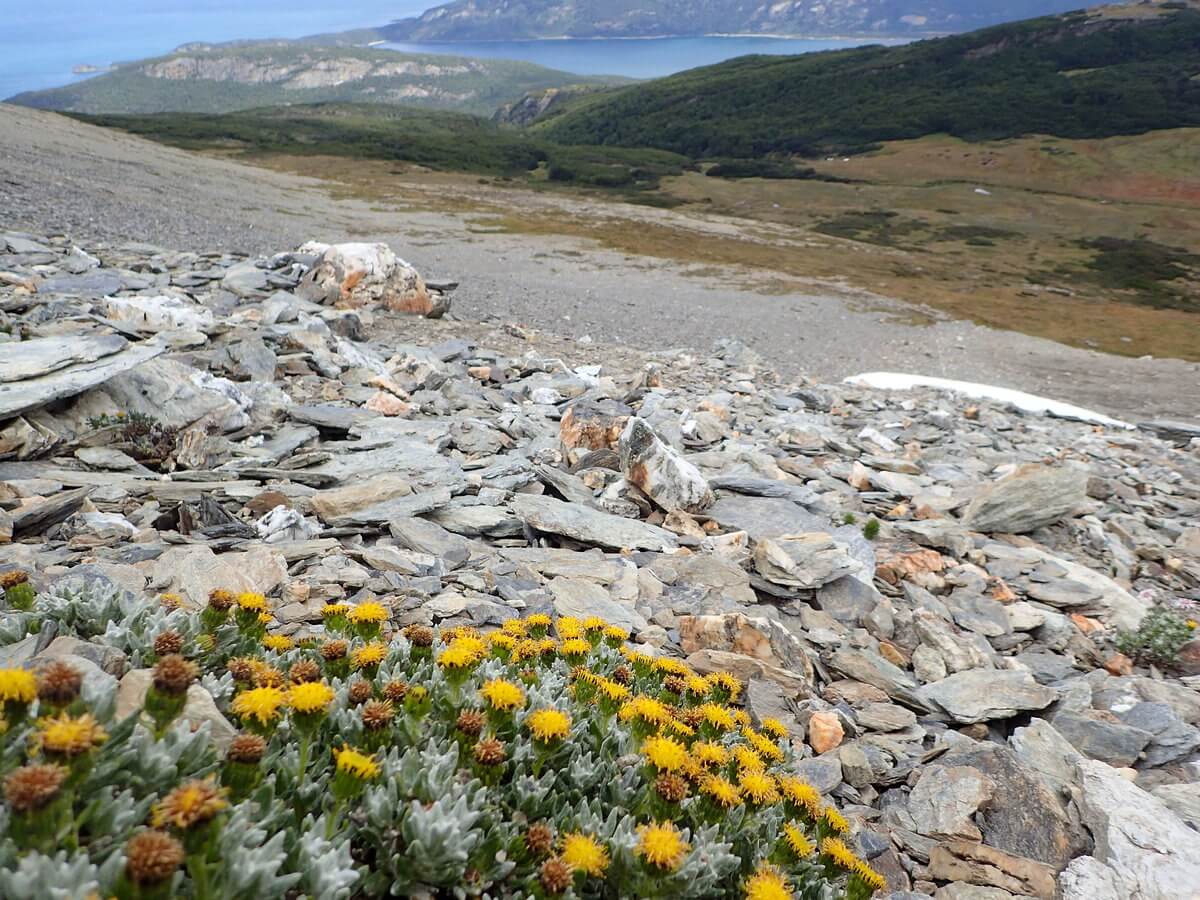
[843,372,1133,429]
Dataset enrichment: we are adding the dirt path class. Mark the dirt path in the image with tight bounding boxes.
[3,103,1198,422]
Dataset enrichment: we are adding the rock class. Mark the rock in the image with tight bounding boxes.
[618,417,713,513]
[963,464,1088,534]
[1056,856,1124,900]
[704,495,827,542]
[104,294,216,333]
[221,261,269,296]
[548,577,646,632]
[857,702,917,732]
[1009,718,1083,796]
[927,842,1056,899]
[920,669,1056,724]
[297,242,444,316]
[808,711,845,753]
[0,335,167,419]
[150,544,287,607]
[116,669,237,752]
[511,493,677,552]
[934,884,1017,899]
[1050,710,1152,767]
[1074,758,1200,898]
[815,575,885,626]
[685,648,810,696]
[309,473,413,522]
[0,333,130,382]
[754,533,861,589]
[1149,782,1200,830]
[389,517,473,569]
[559,399,632,452]
[791,755,843,793]
[677,613,811,675]
[907,765,995,840]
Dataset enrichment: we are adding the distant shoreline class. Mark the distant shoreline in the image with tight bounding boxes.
[381,31,919,44]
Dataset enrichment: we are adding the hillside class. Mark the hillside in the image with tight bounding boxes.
[382,0,1089,40]
[534,1,1200,157]
[7,41,623,117]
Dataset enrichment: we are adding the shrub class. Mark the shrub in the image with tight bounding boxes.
[0,578,885,899]
[1116,604,1196,668]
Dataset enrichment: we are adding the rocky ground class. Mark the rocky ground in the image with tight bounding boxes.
[3,102,1200,423]
[3,228,1200,899]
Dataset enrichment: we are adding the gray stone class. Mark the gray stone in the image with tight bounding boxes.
[150,544,287,607]
[754,533,861,589]
[1149,782,1200,830]
[618,417,713,512]
[1050,710,1152,767]
[963,464,1088,534]
[548,576,646,632]
[791,754,844,793]
[921,669,1056,724]
[816,575,884,625]
[1056,857,1124,900]
[907,765,995,840]
[1010,718,1083,796]
[704,495,827,541]
[511,493,677,552]
[389,517,473,569]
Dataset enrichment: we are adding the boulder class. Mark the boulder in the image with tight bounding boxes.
[927,842,1056,899]
[963,464,1088,534]
[921,669,1056,724]
[618,417,713,513]
[754,533,861,589]
[559,399,632,452]
[511,493,677,552]
[297,242,445,316]
[907,765,995,840]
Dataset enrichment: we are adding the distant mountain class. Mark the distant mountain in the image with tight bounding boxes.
[532,1,1200,157]
[8,42,624,117]
[381,0,1091,40]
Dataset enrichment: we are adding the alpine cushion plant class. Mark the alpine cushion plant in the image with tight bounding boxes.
[0,581,886,900]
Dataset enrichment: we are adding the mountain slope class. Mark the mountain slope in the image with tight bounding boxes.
[382,0,1089,40]
[533,2,1200,157]
[7,42,624,117]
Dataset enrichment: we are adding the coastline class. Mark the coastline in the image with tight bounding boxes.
[381,31,918,44]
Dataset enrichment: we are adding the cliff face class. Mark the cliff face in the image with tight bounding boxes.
[382,0,1092,40]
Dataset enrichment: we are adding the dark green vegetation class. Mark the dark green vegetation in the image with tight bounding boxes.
[74,105,692,200]
[382,0,1086,40]
[10,43,624,117]
[814,211,1020,249]
[535,4,1200,157]
[1075,238,1200,311]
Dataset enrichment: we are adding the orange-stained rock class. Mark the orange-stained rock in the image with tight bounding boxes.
[808,711,845,754]
[1103,652,1134,677]
[365,392,411,417]
[560,399,632,452]
[1070,613,1104,635]
[876,546,946,587]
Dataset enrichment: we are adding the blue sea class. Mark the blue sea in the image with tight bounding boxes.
[1,0,900,101]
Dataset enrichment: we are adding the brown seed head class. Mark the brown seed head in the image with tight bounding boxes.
[382,679,409,702]
[403,624,434,647]
[252,666,285,689]
[663,675,687,695]
[151,777,228,830]
[288,659,321,684]
[539,857,573,894]
[678,707,705,729]
[524,822,555,858]
[207,589,235,611]
[226,733,267,764]
[655,772,690,803]
[36,661,83,705]
[348,680,373,705]
[0,570,29,590]
[473,738,506,766]
[611,665,632,686]
[227,657,256,682]
[153,655,198,696]
[321,639,349,661]
[361,700,395,731]
[125,830,185,885]
[456,709,486,738]
[153,631,184,657]
[3,763,68,813]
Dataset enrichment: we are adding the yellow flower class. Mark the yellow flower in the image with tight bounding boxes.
[437,641,481,670]
[685,675,711,697]
[732,709,751,728]
[334,745,380,780]
[262,635,294,653]
[745,865,793,900]
[654,657,691,678]
[820,837,860,872]
[708,671,742,698]
[560,638,592,658]
[347,601,388,625]
[322,603,349,618]
[693,741,730,767]
[618,695,672,728]
[158,593,185,610]
[733,746,765,772]
[288,681,336,714]
[556,617,583,639]
[699,703,736,732]
[603,625,629,642]
[664,717,695,738]
[231,686,286,725]
[596,679,631,703]
[642,735,689,772]
[0,669,36,704]
[526,614,551,628]
[582,617,607,632]
[257,612,274,626]
[852,860,888,892]
[700,775,742,809]
[782,822,814,857]
[525,708,572,743]
[352,642,387,669]
[236,592,267,612]
[1188,619,1198,630]
[35,712,107,755]
[151,777,228,829]
[635,821,689,871]
[822,805,850,834]
[744,728,784,762]
[760,718,789,740]
[779,777,822,817]
[501,618,529,636]
[489,632,517,652]
[738,769,779,805]
[622,648,655,668]
[480,678,525,712]
[560,832,609,877]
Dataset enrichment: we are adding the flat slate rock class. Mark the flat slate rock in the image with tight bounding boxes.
[704,495,828,541]
[38,271,124,297]
[0,333,129,383]
[511,493,677,552]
